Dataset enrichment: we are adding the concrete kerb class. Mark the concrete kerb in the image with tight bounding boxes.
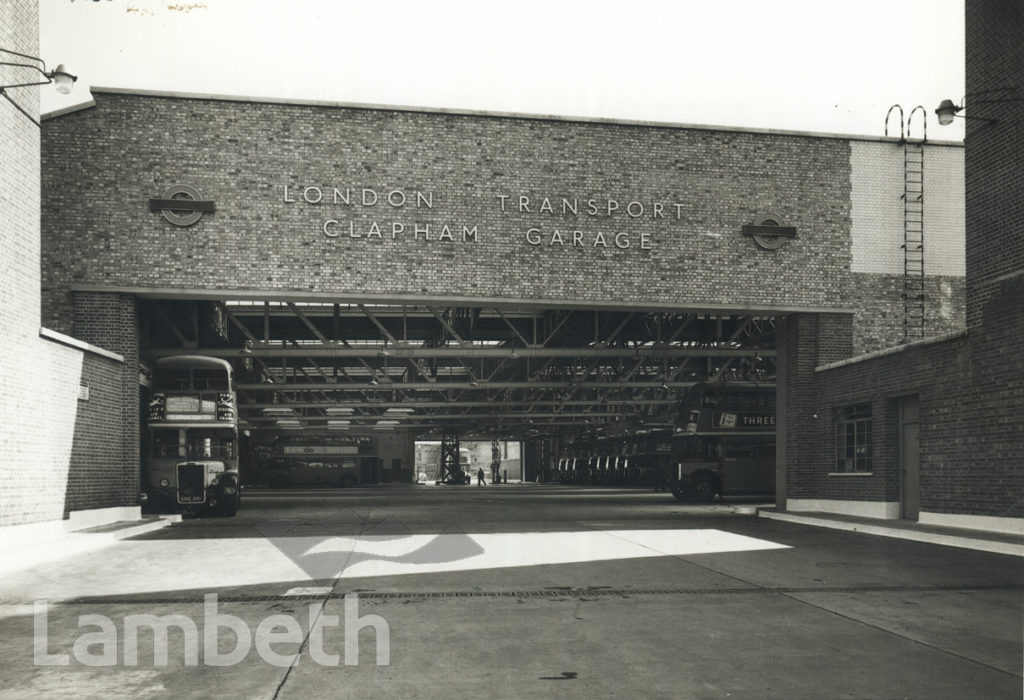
[758,508,1024,557]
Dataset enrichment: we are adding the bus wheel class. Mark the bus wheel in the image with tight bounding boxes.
[670,481,688,501]
[691,474,717,503]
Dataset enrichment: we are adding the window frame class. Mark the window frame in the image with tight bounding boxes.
[833,403,873,474]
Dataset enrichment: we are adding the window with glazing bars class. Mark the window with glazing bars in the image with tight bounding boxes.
[835,404,872,473]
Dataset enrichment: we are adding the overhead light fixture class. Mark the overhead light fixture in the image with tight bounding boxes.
[936,88,1022,126]
[325,407,354,416]
[0,48,77,126]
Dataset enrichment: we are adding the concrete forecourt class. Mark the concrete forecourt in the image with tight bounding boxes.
[0,486,1020,699]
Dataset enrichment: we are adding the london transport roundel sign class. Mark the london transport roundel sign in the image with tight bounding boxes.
[148,185,216,227]
[741,213,797,250]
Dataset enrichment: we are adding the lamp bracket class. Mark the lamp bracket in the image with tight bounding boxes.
[937,87,1022,126]
[0,46,78,127]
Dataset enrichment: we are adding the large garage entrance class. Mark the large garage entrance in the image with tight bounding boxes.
[41,88,862,517]
[138,295,776,489]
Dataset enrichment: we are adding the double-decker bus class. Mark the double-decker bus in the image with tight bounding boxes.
[666,394,775,502]
[253,435,367,488]
[555,387,775,501]
[142,356,241,516]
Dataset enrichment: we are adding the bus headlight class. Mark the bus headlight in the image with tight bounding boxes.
[159,478,170,487]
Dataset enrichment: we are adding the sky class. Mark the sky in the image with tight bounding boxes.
[39,0,965,140]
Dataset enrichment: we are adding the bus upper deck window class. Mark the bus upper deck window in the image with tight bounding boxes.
[194,369,229,391]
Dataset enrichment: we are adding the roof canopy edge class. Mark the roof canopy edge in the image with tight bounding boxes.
[69,284,854,316]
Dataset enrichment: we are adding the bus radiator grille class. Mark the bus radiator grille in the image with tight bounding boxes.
[177,463,207,504]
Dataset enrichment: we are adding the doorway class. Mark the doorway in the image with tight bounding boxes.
[899,396,920,521]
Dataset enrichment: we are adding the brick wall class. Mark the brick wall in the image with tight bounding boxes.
[959,275,1024,517]
[849,274,965,356]
[850,141,964,278]
[783,0,1023,521]
[0,0,136,527]
[959,0,1024,518]
[848,140,965,353]
[42,92,859,332]
[0,0,71,526]
[1,338,82,527]
[786,286,1020,520]
[804,336,972,511]
[72,292,142,508]
[1,0,41,339]
[0,337,131,527]
[778,315,826,502]
[964,0,1024,329]
[800,316,1020,519]
[63,352,133,513]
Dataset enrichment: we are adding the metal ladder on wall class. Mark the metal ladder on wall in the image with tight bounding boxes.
[902,108,926,343]
[886,105,927,344]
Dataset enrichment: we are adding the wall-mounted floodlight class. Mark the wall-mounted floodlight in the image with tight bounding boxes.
[934,99,961,125]
[50,65,76,94]
[935,87,1022,126]
[0,47,77,126]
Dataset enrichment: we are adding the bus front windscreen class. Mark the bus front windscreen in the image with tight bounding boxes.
[151,429,235,460]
